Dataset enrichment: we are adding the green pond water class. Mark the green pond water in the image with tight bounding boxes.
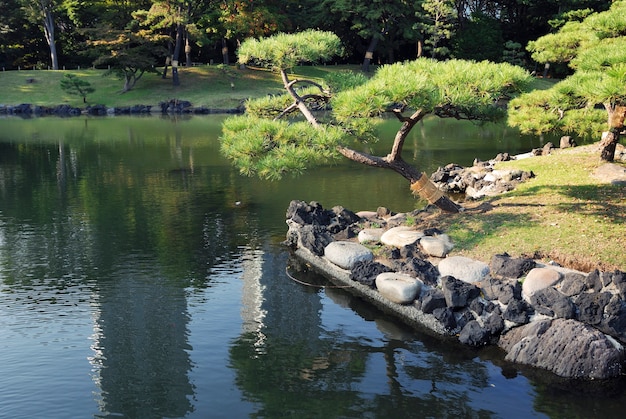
[0,115,624,418]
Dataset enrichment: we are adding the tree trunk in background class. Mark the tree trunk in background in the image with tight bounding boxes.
[185,36,191,67]
[362,35,379,72]
[41,3,58,70]
[172,23,183,86]
[222,38,230,65]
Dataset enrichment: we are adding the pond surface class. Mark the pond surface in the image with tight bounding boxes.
[0,115,624,418]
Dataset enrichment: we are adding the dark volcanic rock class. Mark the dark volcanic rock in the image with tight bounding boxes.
[284,224,332,256]
[576,292,612,325]
[490,253,536,278]
[484,312,505,335]
[459,320,490,346]
[560,272,587,297]
[441,276,481,308]
[286,200,333,226]
[503,299,531,324]
[479,277,521,304]
[350,260,393,288]
[399,257,439,286]
[420,288,447,314]
[499,319,624,379]
[432,307,456,330]
[530,287,576,319]
[585,269,603,292]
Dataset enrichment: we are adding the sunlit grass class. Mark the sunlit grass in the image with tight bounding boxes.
[433,146,626,271]
[0,65,287,108]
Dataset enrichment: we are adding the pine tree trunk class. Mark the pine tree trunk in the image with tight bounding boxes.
[362,35,379,73]
[42,7,58,70]
[600,130,618,162]
[601,105,626,162]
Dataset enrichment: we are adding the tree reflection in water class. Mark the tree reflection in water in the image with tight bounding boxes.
[229,255,495,417]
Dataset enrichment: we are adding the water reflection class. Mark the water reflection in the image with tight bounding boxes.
[228,255,503,418]
[2,116,623,418]
[0,120,262,417]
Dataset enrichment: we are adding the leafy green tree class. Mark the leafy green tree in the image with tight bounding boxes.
[60,73,95,102]
[221,30,533,212]
[508,0,626,162]
[416,0,457,59]
[322,0,420,72]
[452,11,503,61]
[87,24,167,92]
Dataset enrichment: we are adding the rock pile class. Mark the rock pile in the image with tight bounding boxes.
[431,154,535,199]
[284,200,626,380]
[0,101,244,117]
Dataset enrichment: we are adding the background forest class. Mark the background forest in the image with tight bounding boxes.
[0,0,611,76]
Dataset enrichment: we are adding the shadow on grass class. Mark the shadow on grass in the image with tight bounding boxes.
[501,182,625,224]
[444,202,536,250]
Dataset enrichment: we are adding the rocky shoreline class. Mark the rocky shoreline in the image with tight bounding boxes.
[0,100,244,117]
[284,199,626,381]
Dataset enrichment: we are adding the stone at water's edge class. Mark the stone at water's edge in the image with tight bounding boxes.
[437,256,490,283]
[375,272,423,304]
[380,226,424,248]
[324,241,373,270]
[285,199,626,380]
[499,318,624,380]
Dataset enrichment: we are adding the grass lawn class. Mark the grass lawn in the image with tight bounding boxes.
[428,144,626,272]
[0,64,365,109]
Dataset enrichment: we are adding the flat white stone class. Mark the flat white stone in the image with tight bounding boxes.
[380,226,424,248]
[324,241,373,270]
[355,210,378,219]
[375,272,422,304]
[438,256,490,283]
[522,268,562,301]
[358,228,384,244]
[419,234,454,258]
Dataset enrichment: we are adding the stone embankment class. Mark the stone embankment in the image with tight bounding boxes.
[0,101,244,117]
[284,200,626,380]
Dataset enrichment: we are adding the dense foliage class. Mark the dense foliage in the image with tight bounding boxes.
[221,30,533,212]
[0,0,610,73]
[508,0,626,161]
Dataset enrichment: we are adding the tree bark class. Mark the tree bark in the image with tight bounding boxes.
[601,104,626,162]
[335,110,460,213]
[600,130,619,162]
[280,70,320,127]
[41,2,58,70]
[172,19,184,86]
[362,35,379,73]
[222,38,230,65]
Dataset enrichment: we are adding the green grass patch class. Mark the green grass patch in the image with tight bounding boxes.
[434,147,626,271]
[0,65,287,108]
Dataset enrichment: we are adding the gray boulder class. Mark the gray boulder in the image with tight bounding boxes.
[499,319,624,380]
[522,268,562,301]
